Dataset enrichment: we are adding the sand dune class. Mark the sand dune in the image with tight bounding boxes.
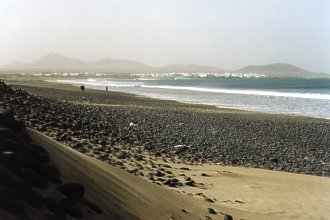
[28,129,282,220]
[26,129,330,220]
[163,163,330,220]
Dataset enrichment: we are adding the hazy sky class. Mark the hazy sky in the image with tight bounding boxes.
[0,0,329,72]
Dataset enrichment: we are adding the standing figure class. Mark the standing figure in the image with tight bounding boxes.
[80,85,85,94]
[106,86,108,91]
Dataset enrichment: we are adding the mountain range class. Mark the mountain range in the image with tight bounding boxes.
[2,53,328,78]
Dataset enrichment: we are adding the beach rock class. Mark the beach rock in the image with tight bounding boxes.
[204,198,214,203]
[25,190,44,208]
[151,170,164,177]
[20,215,34,220]
[17,169,48,188]
[174,145,189,154]
[162,164,172,168]
[43,197,61,214]
[133,153,143,161]
[270,158,279,163]
[0,148,31,170]
[113,160,123,166]
[46,214,67,220]
[117,151,127,159]
[84,199,103,214]
[58,183,85,199]
[0,165,12,184]
[7,180,32,199]
[207,207,217,214]
[45,165,62,184]
[25,143,49,163]
[223,214,233,220]
[0,127,16,139]
[184,176,191,181]
[58,198,83,219]
[1,202,24,214]
[0,186,17,205]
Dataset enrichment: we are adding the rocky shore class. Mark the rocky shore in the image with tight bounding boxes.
[0,93,103,218]
[1,79,330,179]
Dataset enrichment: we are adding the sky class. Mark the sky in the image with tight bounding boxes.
[0,0,329,72]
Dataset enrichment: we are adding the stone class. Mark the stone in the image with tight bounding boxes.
[151,170,164,177]
[0,165,12,184]
[25,143,49,163]
[7,180,32,200]
[43,197,61,214]
[207,207,217,214]
[204,198,214,203]
[25,190,44,208]
[117,151,127,159]
[223,214,233,220]
[84,199,103,214]
[46,214,67,220]
[58,197,83,219]
[0,127,16,139]
[184,176,191,181]
[17,168,48,188]
[0,186,17,205]
[185,180,195,186]
[58,183,85,199]
[1,202,24,214]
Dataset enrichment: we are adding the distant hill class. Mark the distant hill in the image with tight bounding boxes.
[237,63,328,78]
[4,53,153,73]
[3,53,225,73]
[2,54,329,77]
[157,64,225,73]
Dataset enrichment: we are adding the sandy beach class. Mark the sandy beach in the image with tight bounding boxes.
[1,77,330,220]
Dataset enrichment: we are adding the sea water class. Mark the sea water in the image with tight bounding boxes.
[54,77,330,119]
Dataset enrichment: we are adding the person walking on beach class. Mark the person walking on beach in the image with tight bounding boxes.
[106,86,108,91]
[80,85,85,94]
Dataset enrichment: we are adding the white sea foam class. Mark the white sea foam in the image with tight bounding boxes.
[141,85,330,100]
[56,79,330,100]
[51,78,330,119]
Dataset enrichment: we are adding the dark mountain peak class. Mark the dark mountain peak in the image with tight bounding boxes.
[42,52,66,59]
[239,63,310,73]
[92,58,149,67]
[160,64,225,73]
[34,53,87,67]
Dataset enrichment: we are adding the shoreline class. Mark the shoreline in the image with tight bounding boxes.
[6,77,330,122]
[5,78,330,177]
[1,78,330,219]
[51,77,330,121]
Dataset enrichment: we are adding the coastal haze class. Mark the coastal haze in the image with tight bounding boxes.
[0,0,329,73]
[2,52,330,78]
[1,1,330,220]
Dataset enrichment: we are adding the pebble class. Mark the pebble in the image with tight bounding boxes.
[58,183,85,200]
[204,198,215,203]
[207,207,217,214]
[0,165,12,183]
[223,214,233,220]
[185,180,195,186]
[58,198,83,219]
[25,190,44,208]
[0,186,17,205]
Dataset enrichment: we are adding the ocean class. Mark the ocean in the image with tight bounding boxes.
[54,76,330,119]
